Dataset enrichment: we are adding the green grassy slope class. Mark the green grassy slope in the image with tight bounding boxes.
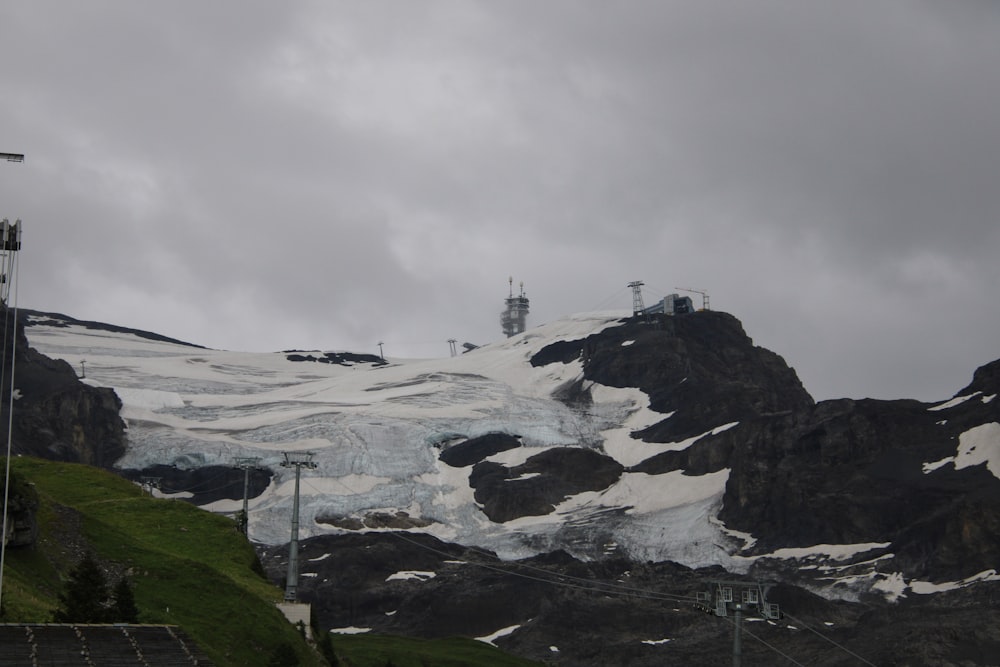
[2,457,545,667]
[2,456,323,667]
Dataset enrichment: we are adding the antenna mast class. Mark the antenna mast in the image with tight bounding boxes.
[500,277,530,337]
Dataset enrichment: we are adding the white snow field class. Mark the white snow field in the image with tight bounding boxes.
[25,311,757,568]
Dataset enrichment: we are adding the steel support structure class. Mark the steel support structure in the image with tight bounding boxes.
[281,451,317,602]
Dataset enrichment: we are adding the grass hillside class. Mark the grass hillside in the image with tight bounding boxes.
[2,456,323,667]
[2,457,544,667]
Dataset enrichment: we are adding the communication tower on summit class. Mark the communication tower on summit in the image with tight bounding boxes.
[501,277,530,338]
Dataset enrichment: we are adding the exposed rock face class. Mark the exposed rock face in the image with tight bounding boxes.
[662,371,1000,582]
[438,432,522,468]
[2,306,126,467]
[285,351,387,366]
[116,464,273,505]
[0,466,39,548]
[529,311,1000,593]
[468,447,624,523]
[532,311,815,442]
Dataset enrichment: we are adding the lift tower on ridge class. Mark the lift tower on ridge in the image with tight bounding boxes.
[628,280,646,317]
[281,451,317,602]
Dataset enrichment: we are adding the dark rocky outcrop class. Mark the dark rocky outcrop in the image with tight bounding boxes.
[0,464,39,548]
[533,311,814,442]
[439,432,522,468]
[285,351,387,366]
[3,307,126,467]
[470,446,624,523]
[261,531,1000,667]
[116,464,273,505]
[713,378,1000,580]
[532,310,1000,588]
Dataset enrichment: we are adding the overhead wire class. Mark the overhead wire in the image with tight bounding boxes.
[156,468,237,495]
[780,610,877,666]
[716,613,807,667]
[586,285,631,313]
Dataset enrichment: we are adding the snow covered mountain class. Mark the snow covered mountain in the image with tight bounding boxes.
[22,311,749,563]
[16,307,1000,665]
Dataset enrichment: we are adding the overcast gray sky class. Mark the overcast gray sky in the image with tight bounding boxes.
[2,1,998,402]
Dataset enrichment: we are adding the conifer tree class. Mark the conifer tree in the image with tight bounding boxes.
[53,552,112,623]
[112,576,140,623]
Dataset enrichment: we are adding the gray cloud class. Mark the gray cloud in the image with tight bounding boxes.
[1,1,997,401]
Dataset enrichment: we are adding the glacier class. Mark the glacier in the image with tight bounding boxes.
[26,311,755,569]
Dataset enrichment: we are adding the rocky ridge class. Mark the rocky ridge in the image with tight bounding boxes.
[3,306,126,467]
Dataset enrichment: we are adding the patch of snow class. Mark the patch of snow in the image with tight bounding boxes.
[386,570,436,582]
[709,516,758,552]
[588,470,730,515]
[476,624,521,645]
[871,572,908,602]
[953,422,1000,479]
[621,340,635,347]
[710,421,739,435]
[603,419,731,468]
[929,392,981,411]
[309,553,332,562]
[909,569,1000,594]
[549,646,559,652]
[746,542,890,562]
[330,627,371,634]
[506,472,541,482]
[984,394,997,403]
[922,457,954,474]
[642,638,672,645]
[152,489,193,500]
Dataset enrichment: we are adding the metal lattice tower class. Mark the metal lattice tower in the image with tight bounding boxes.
[627,280,646,316]
[281,451,317,602]
[696,580,781,666]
